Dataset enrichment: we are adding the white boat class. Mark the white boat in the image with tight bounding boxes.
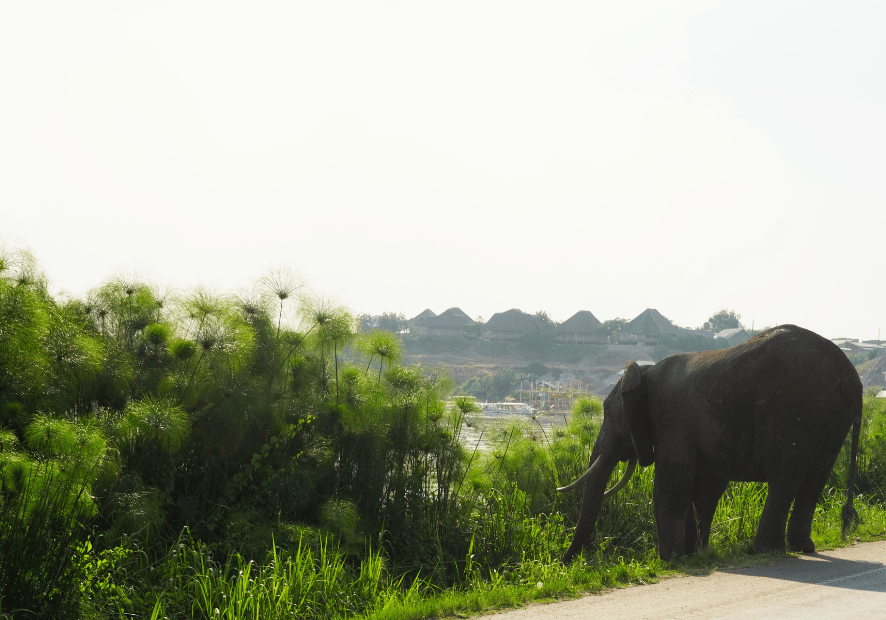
[480,402,537,415]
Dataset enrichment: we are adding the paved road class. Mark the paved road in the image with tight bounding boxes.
[482,540,886,619]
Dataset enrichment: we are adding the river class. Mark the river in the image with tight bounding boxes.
[457,410,572,452]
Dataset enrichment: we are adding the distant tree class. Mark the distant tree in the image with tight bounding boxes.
[357,313,376,333]
[458,375,491,401]
[465,315,484,339]
[459,367,518,402]
[520,311,558,356]
[598,318,627,341]
[703,309,742,332]
[490,367,518,401]
[377,312,407,334]
[533,310,557,331]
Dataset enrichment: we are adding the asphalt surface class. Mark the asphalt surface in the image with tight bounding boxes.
[481,540,886,619]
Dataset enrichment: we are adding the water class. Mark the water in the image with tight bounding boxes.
[458,411,571,452]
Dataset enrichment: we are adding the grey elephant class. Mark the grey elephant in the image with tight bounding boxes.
[559,325,862,563]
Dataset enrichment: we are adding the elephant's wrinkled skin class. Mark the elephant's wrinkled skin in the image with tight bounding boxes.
[560,325,862,563]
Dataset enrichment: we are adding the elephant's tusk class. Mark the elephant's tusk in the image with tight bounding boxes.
[557,454,606,492]
[603,457,636,499]
[556,456,637,495]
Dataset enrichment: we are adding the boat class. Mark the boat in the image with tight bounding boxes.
[480,402,537,416]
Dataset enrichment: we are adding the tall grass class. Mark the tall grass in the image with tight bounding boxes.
[709,482,768,549]
[131,530,428,620]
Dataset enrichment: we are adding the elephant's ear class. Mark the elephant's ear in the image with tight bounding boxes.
[622,361,654,467]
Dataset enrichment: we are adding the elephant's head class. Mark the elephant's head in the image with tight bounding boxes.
[559,361,654,563]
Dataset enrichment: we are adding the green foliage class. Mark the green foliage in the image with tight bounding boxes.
[360,329,402,381]
[597,318,627,341]
[491,367,517,401]
[829,393,886,500]
[121,529,429,620]
[120,396,190,453]
[458,367,519,402]
[572,396,602,416]
[0,413,112,617]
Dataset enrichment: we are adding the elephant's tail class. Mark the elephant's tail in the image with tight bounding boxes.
[841,389,862,538]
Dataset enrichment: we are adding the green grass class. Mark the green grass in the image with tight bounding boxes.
[123,537,666,620]
[83,486,884,620]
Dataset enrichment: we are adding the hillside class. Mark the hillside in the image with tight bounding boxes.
[858,354,886,392]
[402,337,655,395]
[403,336,877,397]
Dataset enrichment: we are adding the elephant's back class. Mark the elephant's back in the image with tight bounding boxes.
[743,325,861,401]
[673,325,860,475]
[687,324,859,393]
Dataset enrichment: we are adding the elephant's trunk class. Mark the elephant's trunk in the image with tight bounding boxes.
[562,452,619,563]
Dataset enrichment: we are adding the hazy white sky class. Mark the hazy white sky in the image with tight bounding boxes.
[2,1,884,340]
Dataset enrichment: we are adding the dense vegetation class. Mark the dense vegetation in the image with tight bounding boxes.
[0,245,884,619]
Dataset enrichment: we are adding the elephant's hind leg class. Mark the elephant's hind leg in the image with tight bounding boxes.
[754,479,801,554]
[693,477,729,551]
[684,505,698,555]
[787,456,838,553]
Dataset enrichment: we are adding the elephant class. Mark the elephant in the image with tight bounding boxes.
[559,325,862,563]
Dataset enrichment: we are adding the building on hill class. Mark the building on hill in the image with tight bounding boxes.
[484,308,537,341]
[618,308,678,344]
[714,327,751,347]
[408,308,436,334]
[833,338,886,355]
[421,307,476,338]
[556,310,608,344]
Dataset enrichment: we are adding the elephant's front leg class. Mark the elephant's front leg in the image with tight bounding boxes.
[653,463,694,561]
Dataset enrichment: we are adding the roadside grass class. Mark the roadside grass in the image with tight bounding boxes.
[131,541,667,620]
[114,489,885,620]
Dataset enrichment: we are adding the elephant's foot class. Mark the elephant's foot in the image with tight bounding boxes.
[657,546,687,563]
[752,537,787,555]
[788,536,816,553]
